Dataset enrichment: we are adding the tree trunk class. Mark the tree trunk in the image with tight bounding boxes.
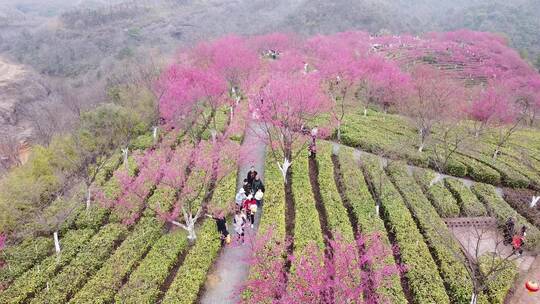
[336,121,342,143]
[470,292,477,304]
[492,148,500,160]
[122,147,129,170]
[86,187,91,210]
[278,158,292,183]
[187,223,197,242]
[418,143,425,152]
[230,106,234,121]
[153,126,158,144]
[53,231,61,254]
[363,107,367,116]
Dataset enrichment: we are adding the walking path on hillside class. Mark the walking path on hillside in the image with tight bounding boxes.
[200,122,267,304]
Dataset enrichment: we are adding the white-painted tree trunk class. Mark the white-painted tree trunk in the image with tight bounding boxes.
[278,158,292,183]
[122,147,129,170]
[152,126,158,143]
[492,148,500,160]
[53,231,61,254]
[332,143,340,155]
[418,143,424,152]
[86,188,91,210]
[470,292,477,304]
[531,196,540,208]
[230,106,234,121]
[363,107,367,116]
[235,95,241,105]
[375,205,380,216]
[336,121,341,142]
[171,207,202,242]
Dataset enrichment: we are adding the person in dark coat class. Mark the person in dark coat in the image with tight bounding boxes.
[504,217,515,245]
[242,178,252,196]
[252,175,265,193]
[207,212,229,246]
[247,166,258,186]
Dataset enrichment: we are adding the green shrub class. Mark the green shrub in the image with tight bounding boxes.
[387,162,473,303]
[130,133,154,151]
[444,179,487,217]
[115,229,189,303]
[361,154,450,303]
[0,229,94,304]
[69,217,163,303]
[74,206,109,231]
[413,168,461,218]
[161,220,221,304]
[440,157,468,178]
[338,147,407,303]
[30,224,128,304]
[317,143,354,242]
[0,237,53,288]
[479,253,518,304]
[292,152,324,252]
[454,155,501,185]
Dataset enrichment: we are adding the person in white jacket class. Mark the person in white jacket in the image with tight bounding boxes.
[233,209,247,244]
[235,188,247,208]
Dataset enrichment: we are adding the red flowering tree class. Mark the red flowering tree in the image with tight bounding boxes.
[251,70,331,182]
[243,231,402,303]
[398,64,465,152]
[304,34,368,142]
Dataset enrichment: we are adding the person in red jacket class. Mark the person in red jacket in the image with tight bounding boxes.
[243,195,257,228]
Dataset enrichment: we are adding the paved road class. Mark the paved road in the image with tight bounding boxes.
[200,122,266,304]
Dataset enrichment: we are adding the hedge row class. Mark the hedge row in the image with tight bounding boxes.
[30,224,128,304]
[258,158,286,239]
[338,147,407,304]
[0,237,53,288]
[453,154,501,185]
[413,168,460,218]
[160,220,221,304]
[94,153,122,186]
[291,152,324,252]
[478,254,518,303]
[468,153,529,188]
[444,179,487,217]
[471,183,540,250]
[130,133,155,151]
[160,171,236,304]
[496,153,540,188]
[361,154,450,304]
[143,185,177,218]
[69,217,163,303]
[0,229,94,304]
[503,188,540,229]
[387,162,474,303]
[74,206,110,231]
[114,229,189,303]
[317,143,354,242]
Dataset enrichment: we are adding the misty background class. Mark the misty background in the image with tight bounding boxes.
[0,0,539,171]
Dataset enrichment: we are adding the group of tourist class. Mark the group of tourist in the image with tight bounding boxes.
[210,166,265,245]
[504,217,527,256]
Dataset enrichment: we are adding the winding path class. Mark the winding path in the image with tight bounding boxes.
[200,122,267,304]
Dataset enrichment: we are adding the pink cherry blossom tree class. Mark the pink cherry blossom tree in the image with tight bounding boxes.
[304,34,367,142]
[251,70,331,182]
[158,65,227,143]
[398,64,464,153]
[242,231,402,303]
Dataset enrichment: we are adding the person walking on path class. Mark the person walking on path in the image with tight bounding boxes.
[243,195,257,228]
[246,166,258,187]
[254,189,264,208]
[208,212,230,246]
[233,209,247,244]
[242,178,252,196]
[252,175,265,207]
[235,188,247,209]
[504,217,516,245]
[512,226,527,256]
